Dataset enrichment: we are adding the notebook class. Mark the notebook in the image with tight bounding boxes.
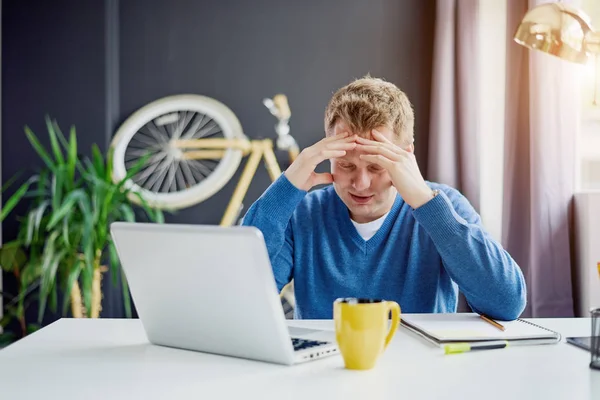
[401,313,561,346]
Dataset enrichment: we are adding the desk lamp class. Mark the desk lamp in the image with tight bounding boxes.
[515,2,600,104]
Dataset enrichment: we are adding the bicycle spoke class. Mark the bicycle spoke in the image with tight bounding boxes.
[200,127,223,139]
[174,111,194,140]
[181,113,206,140]
[132,152,168,186]
[115,102,242,202]
[126,142,163,153]
[164,117,176,139]
[188,159,216,177]
[125,147,162,158]
[141,124,166,144]
[148,158,172,192]
[186,160,208,179]
[157,119,171,141]
[126,152,163,171]
[181,159,200,185]
[133,128,160,144]
[130,132,162,147]
[175,162,187,190]
[194,120,220,139]
[163,161,178,193]
[147,121,169,144]
[194,115,213,136]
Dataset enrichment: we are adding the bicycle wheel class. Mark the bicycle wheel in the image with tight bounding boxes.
[111,94,245,209]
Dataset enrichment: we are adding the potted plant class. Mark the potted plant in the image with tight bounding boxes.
[0,117,163,340]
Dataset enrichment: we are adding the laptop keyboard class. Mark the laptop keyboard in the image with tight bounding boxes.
[291,338,329,351]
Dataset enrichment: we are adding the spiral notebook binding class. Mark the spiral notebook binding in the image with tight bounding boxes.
[518,318,562,342]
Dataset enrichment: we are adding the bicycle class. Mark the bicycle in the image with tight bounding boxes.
[110,93,299,312]
[110,93,299,223]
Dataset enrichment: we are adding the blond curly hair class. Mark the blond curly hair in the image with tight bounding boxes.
[324,76,414,145]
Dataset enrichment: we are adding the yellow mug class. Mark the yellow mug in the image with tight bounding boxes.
[333,298,401,370]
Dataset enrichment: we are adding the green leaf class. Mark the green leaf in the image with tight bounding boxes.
[62,217,71,248]
[50,118,69,149]
[47,189,86,229]
[121,268,132,319]
[37,234,61,323]
[119,204,135,222]
[155,209,165,224]
[67,126,77,187]
[108,239,120,286]
[116,153,151,191]
[20,261,42,288]
[25,211,36,246]
[45,116,65,165]
[0,176,37,222]
[131,191,166,223]
[31,200,51,245]
[0,241,26,273]
[24,126,56,172]
[27,324,41,334]
[1,171,23,192]
[62,259,81,316]
[52,119,86,177]
[81,252,93,318]
[0,312,12,328]
[76,196,93,236]
[91,144,105,177]
[51,166,66,213]
[130,192,158,220]
[37,169,50,195]
[106,146,114,182]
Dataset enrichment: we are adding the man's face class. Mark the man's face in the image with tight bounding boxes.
[329,120,398,223]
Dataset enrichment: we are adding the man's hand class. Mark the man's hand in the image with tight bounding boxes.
[357,129,434,209]
[284,132,357,191]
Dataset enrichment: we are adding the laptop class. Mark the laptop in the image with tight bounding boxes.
[110,221,338,365]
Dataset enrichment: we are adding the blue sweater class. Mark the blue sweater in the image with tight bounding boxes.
[242,174,527,321]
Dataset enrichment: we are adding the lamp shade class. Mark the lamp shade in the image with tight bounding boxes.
[514,2,600,64]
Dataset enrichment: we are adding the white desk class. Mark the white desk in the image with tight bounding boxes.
[0,317,598,400]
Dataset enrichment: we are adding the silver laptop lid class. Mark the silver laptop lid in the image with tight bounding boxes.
[110,222,295,365]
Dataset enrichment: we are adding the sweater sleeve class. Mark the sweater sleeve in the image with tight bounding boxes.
[240,173,307,291]
[411,187,527,321]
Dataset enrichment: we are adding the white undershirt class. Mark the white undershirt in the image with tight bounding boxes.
[350,211,390,241]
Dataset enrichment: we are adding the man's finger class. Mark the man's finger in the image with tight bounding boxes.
[356,144,400,161]
[371,129,394,144]
[355,135,376,144]
[359,154,394,169]
[326,142,357,151]
[312,172,334,186]
[324,131,351,142]
[312,150,347,165]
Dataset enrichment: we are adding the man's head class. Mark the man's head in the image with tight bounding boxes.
[324,76,415,223]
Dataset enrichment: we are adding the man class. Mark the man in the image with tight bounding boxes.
[242,76,526,321]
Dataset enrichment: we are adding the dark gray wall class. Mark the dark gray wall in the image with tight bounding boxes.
[2,0,435,319]
[2,0,109,325]
[119,0,435,225]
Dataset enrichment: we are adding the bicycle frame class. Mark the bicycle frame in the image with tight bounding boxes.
[174,137,298,226]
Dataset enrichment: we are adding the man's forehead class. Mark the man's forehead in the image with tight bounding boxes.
[337,147,372,163]
[332,120,394,139]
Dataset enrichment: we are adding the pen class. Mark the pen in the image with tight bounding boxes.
[444,341,509,355]
[480,314,505,331]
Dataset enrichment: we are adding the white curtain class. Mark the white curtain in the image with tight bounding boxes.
[503,0,581,317]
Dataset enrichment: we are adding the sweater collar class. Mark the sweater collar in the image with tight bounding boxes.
[331,188,404,247]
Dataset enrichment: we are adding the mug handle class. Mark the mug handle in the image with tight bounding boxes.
[383,301,401,350]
